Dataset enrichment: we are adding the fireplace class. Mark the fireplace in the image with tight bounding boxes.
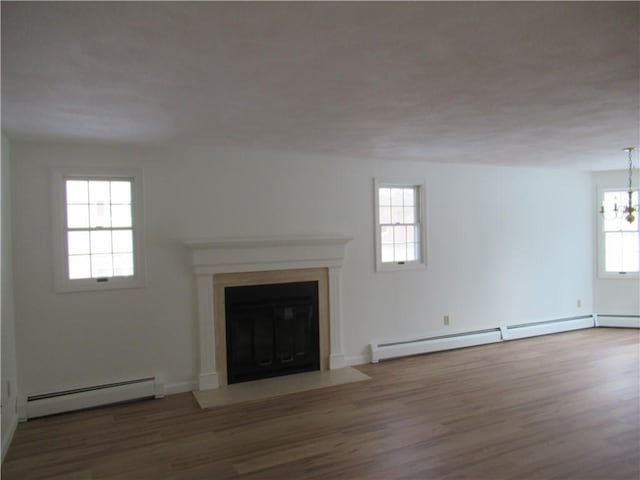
[186,235,351,390]
[225,281,320,384]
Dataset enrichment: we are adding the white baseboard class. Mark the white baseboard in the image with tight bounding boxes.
[345,355,369,366]
[165,381,198,395]
[329,354,346,369]
[198,372,219,391]
[596,315,640,329]
[1,414,18,463]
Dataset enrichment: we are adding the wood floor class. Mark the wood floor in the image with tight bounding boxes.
[3,328,639,479]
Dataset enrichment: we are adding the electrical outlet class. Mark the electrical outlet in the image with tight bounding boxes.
[577,299,582,308]
[444,315,450,326]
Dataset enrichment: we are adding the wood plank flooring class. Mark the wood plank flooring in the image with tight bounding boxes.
[3,328,639,479]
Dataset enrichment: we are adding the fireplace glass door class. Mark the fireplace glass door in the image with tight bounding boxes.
[225,281,320,384]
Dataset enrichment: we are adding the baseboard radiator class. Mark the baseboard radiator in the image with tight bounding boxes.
[21,377,164,420]
[370,315,595,363]
[595,314,640,329]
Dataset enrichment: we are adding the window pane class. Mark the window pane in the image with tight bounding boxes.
[603,215,622,232]
[89,181,110,204]
[379,188,391,206]
[68,231,90,255]
[89,203,111,228]
[407,225,416,243]
[69,255,91,279]
[66,180,88,204]
[67,205,90,229]
[403,206,415,224]
[110,181,131,204]
[620,232,639,272]
[90,231,112,254]
[381,244,394,263]
[391,188,403,206]
[91,254,113,278]
[602,191,638,231]
[379,206,391,224]
[406,243,418,261]
[394,225,406,243]
[621,195,638,231]
[113,253,134,277]
[394,243,407,262]
[111,205,132,228]
[391,206,403,224]
[403,188,415,206]
[112,230,133,253]
[380,226,393,244]
[605,233,623,272]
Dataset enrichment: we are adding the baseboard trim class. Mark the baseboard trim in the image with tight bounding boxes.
[198,372,219,391]
[1,414,18,463]
[345,355,369,366]
[165,381,198,395]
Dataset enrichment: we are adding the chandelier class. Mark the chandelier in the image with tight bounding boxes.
[600,147,637,224]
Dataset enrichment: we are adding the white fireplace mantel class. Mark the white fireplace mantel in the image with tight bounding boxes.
[186,235,352,390]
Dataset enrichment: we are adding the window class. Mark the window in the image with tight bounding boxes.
[374,179,426,272]
[52,168,145,292]
[598,188,639,278]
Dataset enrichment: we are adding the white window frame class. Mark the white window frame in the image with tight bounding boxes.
[597,186,639,279]
[51,167,146,292]
[374,178,427,272]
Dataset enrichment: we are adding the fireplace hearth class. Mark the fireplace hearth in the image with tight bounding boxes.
[225,281,320,384]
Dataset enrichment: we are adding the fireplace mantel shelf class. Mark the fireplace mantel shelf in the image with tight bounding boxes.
[186,234,352,391]
[186,234,352,249]
[186,235,352,276]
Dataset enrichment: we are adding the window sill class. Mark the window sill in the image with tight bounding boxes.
[597,272,639,280]
[375,261,426,273]
[54,276,146,293]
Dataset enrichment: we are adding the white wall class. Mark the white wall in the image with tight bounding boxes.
[2,133,19,461]
[592,170,640,315]
[10,141,594,395]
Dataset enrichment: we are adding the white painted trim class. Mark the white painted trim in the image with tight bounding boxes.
[329,354,346,369]
[1,415,18,463]
[328,266,345,369]
[50,166,147,292]
[345,354,370,366]
[165,381,198,395]
[198,372,219,390]
[373,178,427,273]
[196,275,216,391]
[186,235,352,249]
[596,185,639,279]
[186,235,351,390]
[596,315,640,329]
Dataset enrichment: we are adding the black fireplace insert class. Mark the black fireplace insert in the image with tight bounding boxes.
[225,281,320,384]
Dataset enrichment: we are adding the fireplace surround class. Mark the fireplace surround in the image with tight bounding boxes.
[186,235,352,390]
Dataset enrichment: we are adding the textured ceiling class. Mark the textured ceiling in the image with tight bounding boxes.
[2,2,639,170]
